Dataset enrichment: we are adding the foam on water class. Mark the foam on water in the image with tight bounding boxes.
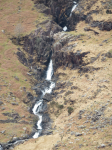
[32,59,55,138]
[70,1,77,17]
[32,100,43,115]
[46,59,53,81]
[63,26,67,31]
[42,81,55,95]
[0,145,3,150]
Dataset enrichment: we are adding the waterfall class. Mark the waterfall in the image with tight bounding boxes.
[70,1,77,17]
[63,1,77,31]
[46,59,53,81]
[0,145,3,150]
[32,59,55,139]
[63,26,68,31]
[0,61,55,149]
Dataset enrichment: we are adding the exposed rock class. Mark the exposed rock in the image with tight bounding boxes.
[71,131,75,135]
[108,143,112,146]
[90,53,101,63]
[1,107,5,110]
[13,137,18,141]
[27,92,34,101]
[71,86,80,90]
[78,66,101,74]
[91,21,112,31]
[43,93,52,102]
[78,125,86,129]
[0,130,6,134]
[14,76,19,81]
[34,0,74,27]
[55,82,66,90]
[42,114,50,123]
[2,112,20,119]
[53,42,62,51]
[78,110,85,119]
[98,144,106,148]
[0,101,3,105]
[84,27,99,35]
[11,102,19,105]
[37,101,47,113]
[75,132,82,136]
[105,51,112,58]
[0,120,17,123]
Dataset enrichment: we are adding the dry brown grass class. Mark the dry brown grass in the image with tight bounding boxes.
[0,0,43,143]
[1,0,112,149]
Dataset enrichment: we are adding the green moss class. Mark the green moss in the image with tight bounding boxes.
[67,31,86,37]
[65,91,73,96]
[109,49,112,53]
[50,101,64,110]
[106,49,112,58]
[107,0,112,9]
[67,107,74,115]
[32,116,38,124]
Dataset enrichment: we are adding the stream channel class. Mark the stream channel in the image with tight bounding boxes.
[0,59,55,150]
[0,1,78,149]
[32,59,55,138]
[63,1,77,31]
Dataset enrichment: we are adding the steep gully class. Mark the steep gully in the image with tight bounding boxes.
[63,1,77,31]
[0,1,77,150]
[32,1,77,138]
[32,59,55,138]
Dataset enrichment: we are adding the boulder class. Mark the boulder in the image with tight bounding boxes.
[0,101,3,105]
[43,93,52,102]
[75,132,82,136]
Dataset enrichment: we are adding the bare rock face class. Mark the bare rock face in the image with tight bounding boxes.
[33,0,75,27]
[52,32,90,70]
[43,93,53,102]
[91,21,112,31]
[11,15,62,82]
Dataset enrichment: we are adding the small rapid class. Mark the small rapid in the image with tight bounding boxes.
[32,59,55,138]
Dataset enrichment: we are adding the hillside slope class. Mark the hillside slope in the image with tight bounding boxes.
[0,0,112,150]
[0,0,55,144]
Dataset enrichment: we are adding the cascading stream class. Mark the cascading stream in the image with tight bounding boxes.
[70,1,77,17]
[0,60,55,149]
[0,1,78,149]
[32,59,55,139]
[63,1,77,31]
[0,145,3,150]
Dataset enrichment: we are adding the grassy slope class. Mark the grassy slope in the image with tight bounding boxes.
[0,0,49,143]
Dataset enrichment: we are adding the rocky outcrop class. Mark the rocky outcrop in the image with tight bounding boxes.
[43,93,53,102]
[52,32,90,70]
[32,0,112,32]
[33,0,78,27]
[90,21,112,31]
[11,18,62,83]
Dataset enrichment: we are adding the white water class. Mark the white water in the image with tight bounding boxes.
[63,26,68,31]
[70,1,77,17]
[32,59,55,138]
[63,1,77,31]
[0,145,3,150]
[42,81,55,95]
[46,59,53,81]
